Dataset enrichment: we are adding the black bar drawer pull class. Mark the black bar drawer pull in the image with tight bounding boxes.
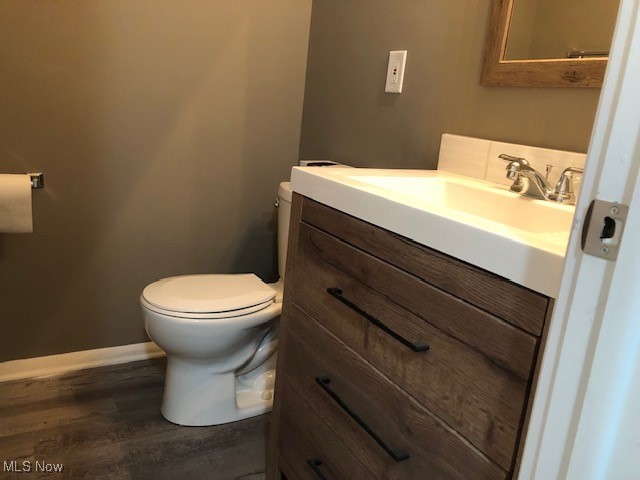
[327,287,429,352]
[315,376,410,462]
[307,458,327,480]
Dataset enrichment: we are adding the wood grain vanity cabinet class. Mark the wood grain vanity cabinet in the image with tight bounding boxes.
[267,194,553,480]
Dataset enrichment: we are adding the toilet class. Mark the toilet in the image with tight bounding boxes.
[141,182,292,426]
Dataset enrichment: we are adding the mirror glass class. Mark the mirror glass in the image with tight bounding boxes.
[504,0,620,61]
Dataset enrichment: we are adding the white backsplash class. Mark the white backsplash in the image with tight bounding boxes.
[438,134,586,192]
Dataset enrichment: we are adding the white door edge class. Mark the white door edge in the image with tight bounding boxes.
[519,1,640,479]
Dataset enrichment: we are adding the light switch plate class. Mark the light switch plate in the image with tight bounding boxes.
[385,50,407,93]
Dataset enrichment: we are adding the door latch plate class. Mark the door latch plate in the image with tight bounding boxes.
[581,199,629,260]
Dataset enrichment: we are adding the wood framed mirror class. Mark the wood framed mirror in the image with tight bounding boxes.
[481,0,616,88]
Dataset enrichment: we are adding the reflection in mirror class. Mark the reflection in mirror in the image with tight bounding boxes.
[505,0,620,60]
[481,0,621,87]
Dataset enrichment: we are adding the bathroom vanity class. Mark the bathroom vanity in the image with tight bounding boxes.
[267,151,578,479]
[267,192,552,479]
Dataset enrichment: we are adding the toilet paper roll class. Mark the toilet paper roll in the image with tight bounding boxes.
[0,174,33,233]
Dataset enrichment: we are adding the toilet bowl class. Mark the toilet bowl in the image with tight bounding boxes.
[141,182,292,426]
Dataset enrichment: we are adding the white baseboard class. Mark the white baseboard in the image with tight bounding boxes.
[0,341,165,383]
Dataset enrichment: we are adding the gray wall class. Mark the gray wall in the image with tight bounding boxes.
[0,0,311,361]
[299,0,603,169]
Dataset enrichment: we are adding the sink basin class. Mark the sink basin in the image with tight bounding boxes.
[348,175,573,234]
[289,167,576,297]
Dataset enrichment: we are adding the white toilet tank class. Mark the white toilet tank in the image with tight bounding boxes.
[277,182,293,280]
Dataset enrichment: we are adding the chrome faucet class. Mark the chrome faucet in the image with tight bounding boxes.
[499,154,584,205]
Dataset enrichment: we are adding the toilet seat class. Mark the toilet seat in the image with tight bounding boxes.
[141,274,276,319]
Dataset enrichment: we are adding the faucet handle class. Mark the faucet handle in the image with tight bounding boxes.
[499,154,529,181]
[556,167,584,190]
[559,166,584,177]
[498,154,529,166]
[552,167,585,204]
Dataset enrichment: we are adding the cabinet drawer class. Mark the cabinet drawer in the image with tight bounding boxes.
[289,222,537,470]
[278,379,376,480]
[280,303,507,480]
[300,197,549,335]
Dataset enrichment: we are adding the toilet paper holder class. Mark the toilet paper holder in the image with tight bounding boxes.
[28,173,44,189]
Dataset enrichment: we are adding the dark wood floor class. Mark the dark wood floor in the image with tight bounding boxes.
[0,358,269,479]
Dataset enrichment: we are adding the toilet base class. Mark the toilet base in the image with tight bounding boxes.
[160,355,275,426]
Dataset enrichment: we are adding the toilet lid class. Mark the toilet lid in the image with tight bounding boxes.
[142,274,276,314]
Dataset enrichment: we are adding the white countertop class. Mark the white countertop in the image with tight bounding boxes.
[290,167,574,297]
